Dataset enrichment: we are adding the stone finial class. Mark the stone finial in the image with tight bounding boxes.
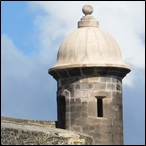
[82,5,93,15]
[78,4,99,28]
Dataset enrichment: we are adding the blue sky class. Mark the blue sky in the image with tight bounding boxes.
[1,1,145,145]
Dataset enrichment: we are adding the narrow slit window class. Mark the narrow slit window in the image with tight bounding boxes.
[57,96,66,129]
[97,98,103,117]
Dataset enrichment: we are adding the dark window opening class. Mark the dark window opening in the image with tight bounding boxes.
[97,98,103,117]
[57,96,66,129]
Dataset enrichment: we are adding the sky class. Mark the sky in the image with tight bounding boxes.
[1,1,145,145]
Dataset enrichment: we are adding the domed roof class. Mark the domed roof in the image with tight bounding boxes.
[49,5,130,72]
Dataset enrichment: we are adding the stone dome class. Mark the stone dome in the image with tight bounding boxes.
[49,5,130,73]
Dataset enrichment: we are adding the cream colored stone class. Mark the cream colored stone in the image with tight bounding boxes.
[49,5,130,72]
[82,5,93,15]
[68,138,85,145]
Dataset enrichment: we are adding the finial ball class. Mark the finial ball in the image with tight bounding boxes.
[82,5,93,15]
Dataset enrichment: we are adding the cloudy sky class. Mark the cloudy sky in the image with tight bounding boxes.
[1,1,145,144]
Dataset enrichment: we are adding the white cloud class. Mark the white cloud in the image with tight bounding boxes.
[28,1,145,87]
[1,34,32,79]
[1,34,57,120]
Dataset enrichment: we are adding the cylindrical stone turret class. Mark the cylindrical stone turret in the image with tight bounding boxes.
[49,4,130,145]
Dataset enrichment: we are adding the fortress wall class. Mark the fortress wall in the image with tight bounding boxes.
[1,117,94,145]
[1,116,56,128]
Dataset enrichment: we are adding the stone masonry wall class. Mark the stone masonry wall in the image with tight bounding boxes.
[1,117,93,145]
[57,76,123,145]
[1,116,56,128]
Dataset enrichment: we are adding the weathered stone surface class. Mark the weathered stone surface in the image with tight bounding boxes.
[82,112,88,118]
[88,101,97,116]
[71,105,76,112]
[57,76,124,145]
[100,77,111,83]
[76,105,82,111]
[1,116,55,128]
[94,83,106,90]
[75,98,81,105]
[107,83,115,90]
[1,118,94,145]
[112,78,122,84]
[88,77,100,82]
[74,90,88,97]
[116,84,122,91]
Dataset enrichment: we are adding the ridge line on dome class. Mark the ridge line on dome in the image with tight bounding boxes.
[74,31,79,62]
[85,27,90,64]
[65,30,79,63]
[98,29,112,60]
[93,28,101,62]
[102,30,123,59]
